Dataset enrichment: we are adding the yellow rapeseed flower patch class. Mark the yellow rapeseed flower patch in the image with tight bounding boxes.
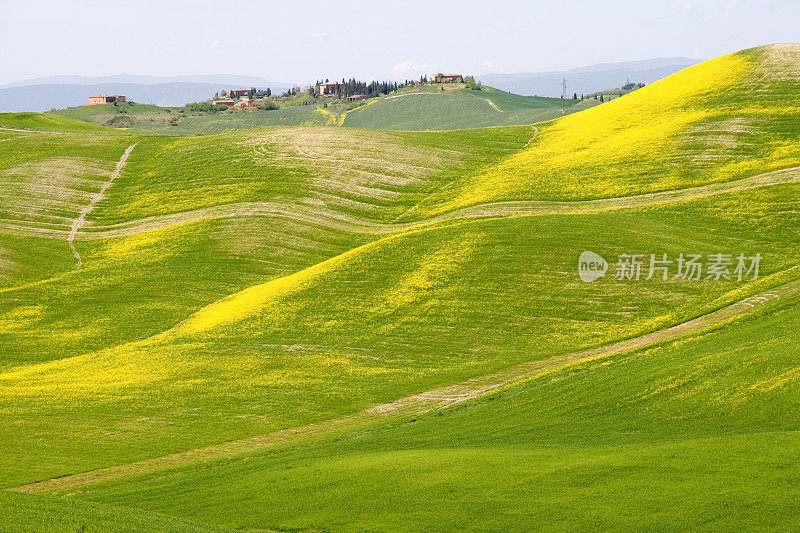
[175,232,397,335]
[426,50,756,215]
[381,234,480,311]
[102,226,180,261]
[313,107,346,126]
[0,305,43,331]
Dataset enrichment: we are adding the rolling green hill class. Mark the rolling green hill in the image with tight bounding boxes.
[49,85,593,134]
[2,44,800,531]
[62,296,800,531]
[406,44,800,216]
[129,105,333,134]
[50,102,326,133]
[0,112,118,133]
[51,101,174,128]
[341,85,592,130]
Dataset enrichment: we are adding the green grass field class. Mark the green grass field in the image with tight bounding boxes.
[51,101,174,128]
[2,44,800,531]
[0,112,119,133]
[341,86,591,130]
[62,297,800,531]
[48,85,592,134]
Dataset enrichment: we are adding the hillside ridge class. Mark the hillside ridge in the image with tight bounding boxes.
[8,273,798,494]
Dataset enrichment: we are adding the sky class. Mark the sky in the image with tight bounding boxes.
[1,0,799,85]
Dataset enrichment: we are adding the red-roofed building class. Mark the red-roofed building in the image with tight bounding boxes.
[233,99,258,109]
[316,82,340,96]
[88,94,126,105]
[229,88,251,98]
[435,74,464,83]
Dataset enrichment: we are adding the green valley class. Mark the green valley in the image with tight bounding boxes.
[2,41,800,531]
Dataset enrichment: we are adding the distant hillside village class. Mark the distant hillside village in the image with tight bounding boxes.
[77,73,642,120]
[203,73,479,111]
[79,74,480,111]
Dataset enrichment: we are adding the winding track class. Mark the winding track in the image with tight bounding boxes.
[482,98,501,112]
[0,127,70,135]
[6,275,799,494]
[0,136,27,143]
[382,92,502,112]
[3,164,798,241]
[66,143,137,267]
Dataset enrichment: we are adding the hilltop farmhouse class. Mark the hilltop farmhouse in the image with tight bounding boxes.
[88,94,126,105]
[316,81,341,95]
[435,74,464,83]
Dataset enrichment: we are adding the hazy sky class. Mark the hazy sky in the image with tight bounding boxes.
[1,0,798,85]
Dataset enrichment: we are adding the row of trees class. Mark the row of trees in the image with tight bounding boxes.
[282,86,305,97]
[215,87,273,99]
[182,100,278,113]
[183,101,230,112]
[312,78,408,98]
[211,71,482,104]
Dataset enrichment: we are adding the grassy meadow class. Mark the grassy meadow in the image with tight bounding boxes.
[62,295,800,531]
[48,85,589,135]
[1,44,800,531]
[341,86,592,130]
[0,112,117,133]
[406,45,800,217]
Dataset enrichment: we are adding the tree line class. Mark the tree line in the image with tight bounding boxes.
[215,87,273,99]
[312,78,410,98]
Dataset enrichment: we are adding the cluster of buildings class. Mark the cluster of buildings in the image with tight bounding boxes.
[86,74,467,109]
[434,74,464,83]
[316,81,341,96]
[315,83,366,100]
[87,94,126,105]
[212,88,259,110]
[214,99,258,109]
[315,74,463,101]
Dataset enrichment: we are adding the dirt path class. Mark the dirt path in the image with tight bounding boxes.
[66,143,137,267]
[7,276,799,495]
[0,127,69,135]
[3,164,798,240]
[383,92,430,99]
[482,98,501,112]
[5,163,791,241]
[382,92,502,112]
[388,125,536,223]
[520,125,538,150]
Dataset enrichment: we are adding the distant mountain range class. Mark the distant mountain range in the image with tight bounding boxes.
[0,74,295,112]
[477,58,701,97]
[0,74,293,89]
